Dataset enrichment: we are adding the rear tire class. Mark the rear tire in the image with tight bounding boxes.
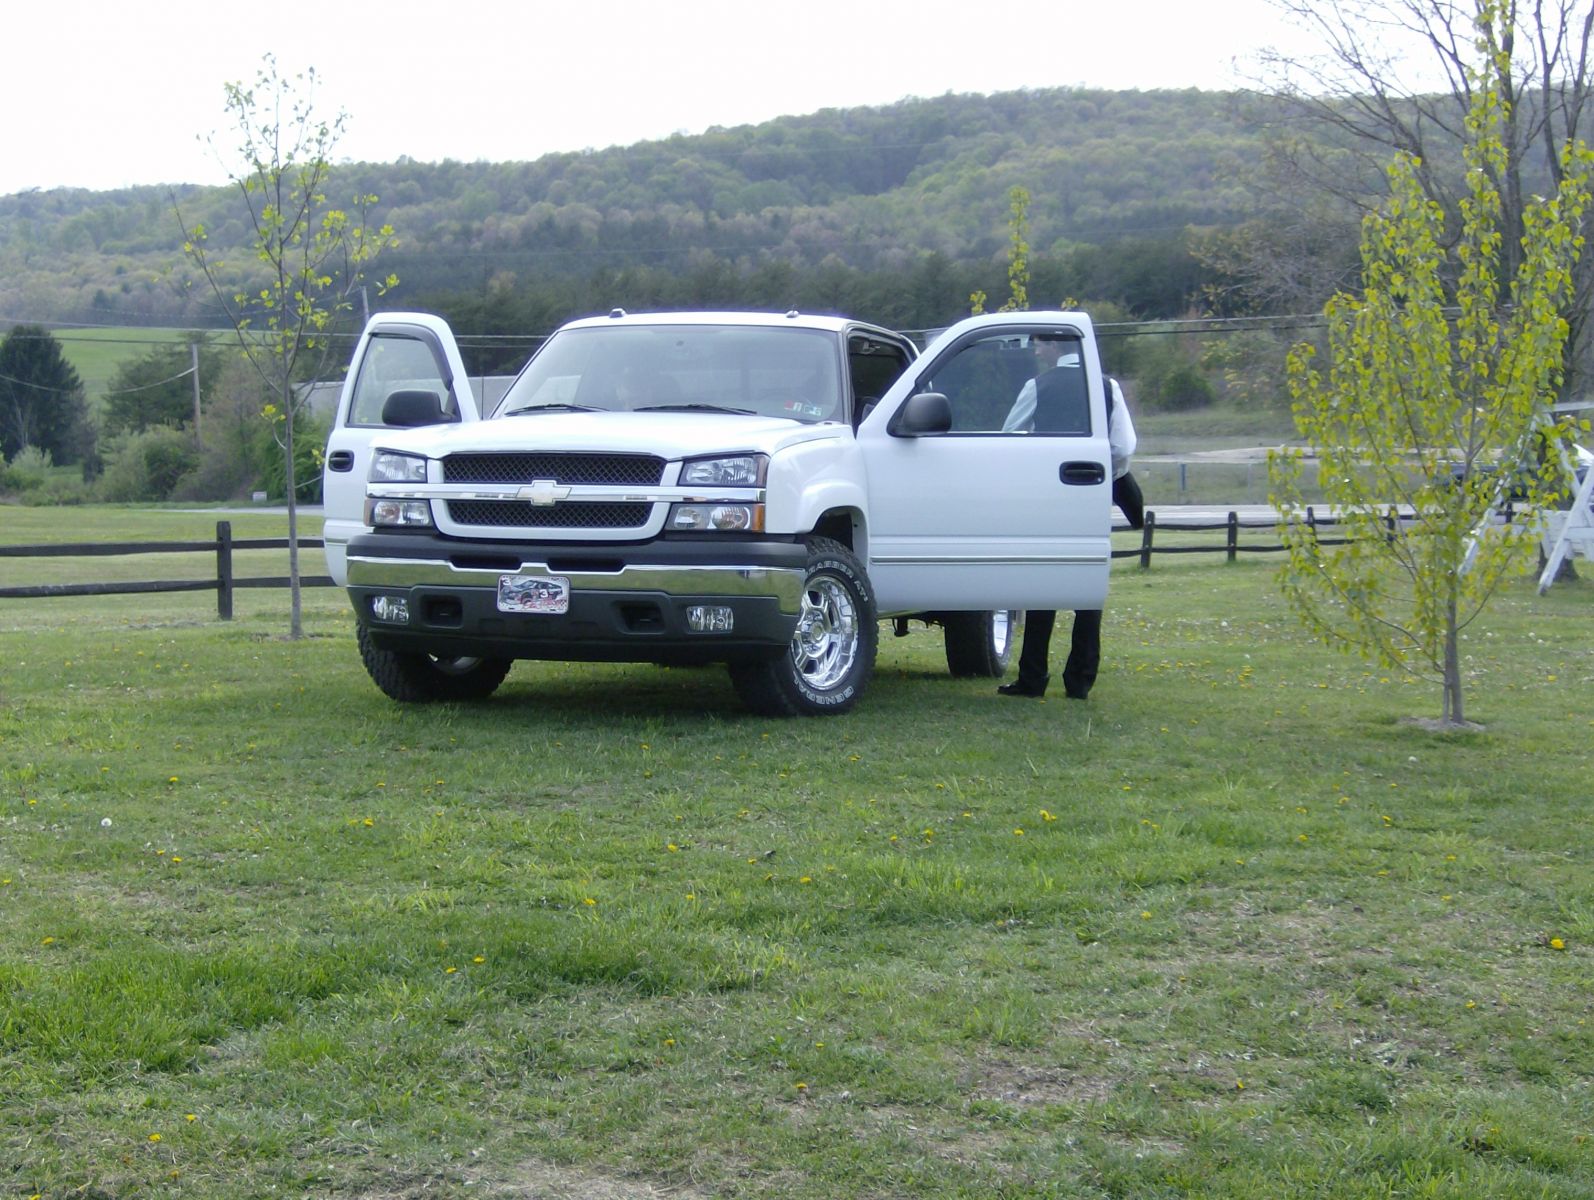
[357,624,512,702]
[943,610,1018,677]
[728,537,877,716]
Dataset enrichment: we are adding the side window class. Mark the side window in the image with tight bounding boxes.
[347,334,455,427]
[920,332,1091,435]
[848,334,913,424]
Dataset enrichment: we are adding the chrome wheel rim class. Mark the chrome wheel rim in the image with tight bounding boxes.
[791,571,860,691]
[992,610,1013,658]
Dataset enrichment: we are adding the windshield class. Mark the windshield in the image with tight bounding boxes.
[493,324,844,423]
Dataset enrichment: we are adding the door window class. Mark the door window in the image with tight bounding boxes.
[848,333,914,425]
[919,331,1092,436]
[347,333,456,427]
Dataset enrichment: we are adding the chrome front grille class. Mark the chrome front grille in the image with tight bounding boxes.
[442,452,665,486]
[446,500,653,529]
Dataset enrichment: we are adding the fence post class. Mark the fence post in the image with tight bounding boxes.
[216,521,234,620]
[1139,510,1156,569]
[1227,511,1238,563]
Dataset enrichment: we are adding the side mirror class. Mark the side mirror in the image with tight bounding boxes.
[382,389,457,428]
[888,391,952,437]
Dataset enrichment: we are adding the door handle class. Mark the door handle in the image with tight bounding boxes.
[1060,461,1106,485]
[327,450,355,472]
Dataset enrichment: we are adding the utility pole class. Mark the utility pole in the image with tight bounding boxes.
[190,341,203,446]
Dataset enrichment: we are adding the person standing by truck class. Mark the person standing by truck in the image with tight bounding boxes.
[998,335,1139,699]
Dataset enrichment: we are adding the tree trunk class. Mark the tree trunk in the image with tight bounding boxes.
[1442,600,1463,727]
[282,371,303,641]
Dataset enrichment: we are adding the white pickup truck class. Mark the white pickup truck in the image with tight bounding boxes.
[322,308,1112,715]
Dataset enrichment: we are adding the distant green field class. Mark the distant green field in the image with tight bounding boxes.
[52,326,191,413]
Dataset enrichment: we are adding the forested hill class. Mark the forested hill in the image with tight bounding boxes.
[1,86,1285,329]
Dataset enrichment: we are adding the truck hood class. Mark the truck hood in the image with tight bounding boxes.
[376,411,844,460]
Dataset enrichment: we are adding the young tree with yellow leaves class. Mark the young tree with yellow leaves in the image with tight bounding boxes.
[176,55,397,639]
[1270,33,1591,730]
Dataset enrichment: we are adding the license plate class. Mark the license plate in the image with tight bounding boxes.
[496,574,570,614]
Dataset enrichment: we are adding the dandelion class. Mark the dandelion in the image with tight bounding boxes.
[795,1081,808,1091]
[168,777,178,784]
[1296,835,1309,843]
[1013,828,1025,836]
[41,936,55,945]
[473,956,485,964]
[362,818,374,827]
[582,897,597,906]
[149,1133,162,1143]
[1550,938,1566,951]
[445,966,457,974]
[664,1037,676,1047]
[1466,1000,1477,1009]
[1141,910,1152,920]
[1040,810,1056,822]
[686,892,696,901]
[799,877,812,885]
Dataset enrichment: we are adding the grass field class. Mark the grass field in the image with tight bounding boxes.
[2,508,1591,1199]
[52,327,191,411]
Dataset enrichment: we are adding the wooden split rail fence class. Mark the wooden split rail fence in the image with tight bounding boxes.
[2,510,1455,617]
[0,521,333,619]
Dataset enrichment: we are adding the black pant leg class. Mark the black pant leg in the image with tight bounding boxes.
[1016,609,1055,691]
[1062,609,1102,698]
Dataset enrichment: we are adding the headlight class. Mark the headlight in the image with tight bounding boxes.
[669,503,764,532]
[680,454,766,487]
[366,498,434,528]
[370,451,428,483]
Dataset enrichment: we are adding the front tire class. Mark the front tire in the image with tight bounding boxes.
[357,624,512,702]
[943,610,1018,677]
[728,537,877,716]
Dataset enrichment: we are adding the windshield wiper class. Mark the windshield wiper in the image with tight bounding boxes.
[500,402,602,416]
[633,403,757,415]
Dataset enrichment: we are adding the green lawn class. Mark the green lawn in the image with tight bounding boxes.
[2,508,1591,1198]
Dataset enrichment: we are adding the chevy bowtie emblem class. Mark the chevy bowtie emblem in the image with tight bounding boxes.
[516,480,571,506]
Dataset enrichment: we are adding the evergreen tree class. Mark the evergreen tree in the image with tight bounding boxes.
[0,325,92,466]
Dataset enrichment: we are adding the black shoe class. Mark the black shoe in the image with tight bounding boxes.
[1064,688,1090,701]
[997,681,1047,698]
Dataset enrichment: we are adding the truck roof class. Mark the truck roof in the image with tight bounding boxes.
[558,309,869,335]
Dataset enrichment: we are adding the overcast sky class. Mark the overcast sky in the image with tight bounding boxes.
[1,0,1336,197]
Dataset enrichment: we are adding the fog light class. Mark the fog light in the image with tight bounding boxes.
[370,594,410,623]
[686,605,734,633]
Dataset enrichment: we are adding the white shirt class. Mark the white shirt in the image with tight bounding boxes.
[1003,376,1137,478]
